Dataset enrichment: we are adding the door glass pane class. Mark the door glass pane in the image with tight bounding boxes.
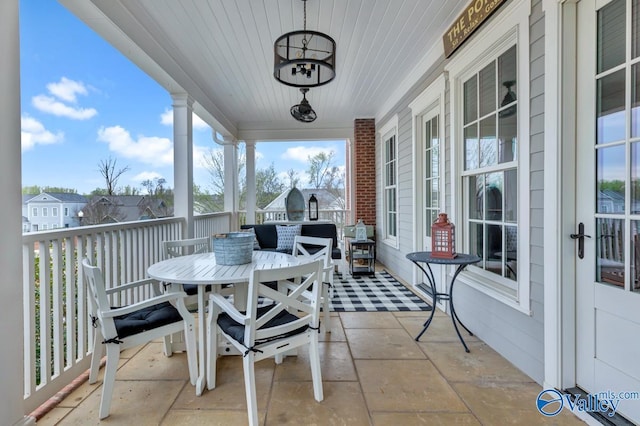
[597,0,626,73]
[597,145,626,213]
[431,117,439,149]
[480,116,497,167]
[464,75,478,125]
[479,62,496,117]
[632,64,640,137]
[597,70,626,144]
[632,220,640,292]
[469,175,483,220]
[505,168,518,222]
[431,179,439,207]
[465,124,479,170]
[596,218,624,288]
[425,120,432,149]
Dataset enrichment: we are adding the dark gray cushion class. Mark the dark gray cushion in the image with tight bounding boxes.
[217,304,308,345]
[113,302,182,338]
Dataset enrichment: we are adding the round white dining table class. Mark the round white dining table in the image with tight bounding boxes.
[147,250,300,396]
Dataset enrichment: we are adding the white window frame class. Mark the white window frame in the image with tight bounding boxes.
[52,207,58,217]
[445,0,531,313]
[379,115,399,248]
[32,207,37,217]
[42,207,48,217]
[64,207,69,217]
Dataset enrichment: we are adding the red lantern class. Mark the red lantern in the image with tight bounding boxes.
[431,213,457,259]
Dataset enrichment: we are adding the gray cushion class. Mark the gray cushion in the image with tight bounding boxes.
[276,224,301,252]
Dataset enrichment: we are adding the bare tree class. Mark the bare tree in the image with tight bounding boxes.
[286,168,300,189]
[98,157,130,195]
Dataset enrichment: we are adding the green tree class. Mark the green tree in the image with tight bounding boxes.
[306,151,343,190]
[23,186,78,195]
[256,163,285,208]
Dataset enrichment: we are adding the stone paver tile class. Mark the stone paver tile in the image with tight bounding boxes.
[54,380,185,425]
[346,328,426,359]
[372,412,481,425]
[173,356,274,411]
[267,381,370,426]
[453,381,587,425]
[274,342,357,382]
[355,359,468,412]
[162,408,261,425]
[339,311,402,329]
[116,342,193,381]
[423,341,531,383]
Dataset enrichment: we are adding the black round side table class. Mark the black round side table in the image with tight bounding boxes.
[406,251,481,352]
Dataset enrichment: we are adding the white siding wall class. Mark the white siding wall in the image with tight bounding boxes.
[376,0,546,384]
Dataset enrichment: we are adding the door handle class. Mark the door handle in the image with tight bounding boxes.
[570,222,591,259]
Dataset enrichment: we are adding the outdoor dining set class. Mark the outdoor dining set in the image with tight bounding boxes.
[83,232,335,425]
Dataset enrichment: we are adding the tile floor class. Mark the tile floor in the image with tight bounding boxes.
[37,290,587,425]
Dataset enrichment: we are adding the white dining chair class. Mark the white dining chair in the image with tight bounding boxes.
[291,235,334,333]
[205,260,324,426]
[82,258,197,419]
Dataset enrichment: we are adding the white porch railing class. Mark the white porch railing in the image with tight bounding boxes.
[22,212,231,413]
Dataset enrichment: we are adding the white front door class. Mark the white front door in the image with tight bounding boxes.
[576,0,640,421]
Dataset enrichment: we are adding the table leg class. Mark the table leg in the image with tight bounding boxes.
[413,262,437,341]
[195,286,206,395]
[448,265,473,353]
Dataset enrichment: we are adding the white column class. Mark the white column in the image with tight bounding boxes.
[172,93,194,238]
[223,137,239,230]
[245,140,256,224]
[1,1,34,425]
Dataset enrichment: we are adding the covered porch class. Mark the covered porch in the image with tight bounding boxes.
[4,0,633,424]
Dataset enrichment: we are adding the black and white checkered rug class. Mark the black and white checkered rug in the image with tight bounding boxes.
[329,270,432,312]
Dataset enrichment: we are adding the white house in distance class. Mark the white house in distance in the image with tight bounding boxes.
[22,192,87,232]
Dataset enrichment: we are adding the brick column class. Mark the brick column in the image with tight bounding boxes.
[353,119,376,228]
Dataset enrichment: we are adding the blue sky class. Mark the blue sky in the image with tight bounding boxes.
[19,1,345,195]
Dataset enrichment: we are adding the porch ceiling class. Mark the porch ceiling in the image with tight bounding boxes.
[59,0,468,140]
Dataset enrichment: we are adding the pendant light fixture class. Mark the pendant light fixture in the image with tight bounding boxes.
[274,0,336,88]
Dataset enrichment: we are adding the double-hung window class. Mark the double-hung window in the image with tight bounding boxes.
[380,116,399,246]
[446,0,530,311]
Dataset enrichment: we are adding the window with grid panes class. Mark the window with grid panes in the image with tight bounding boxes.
[462,45,519,289]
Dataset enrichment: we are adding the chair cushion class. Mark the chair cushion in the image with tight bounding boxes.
[276,225,302,252]
[182,284,212,295]
[113,302,183,338]
[217,305,308,346]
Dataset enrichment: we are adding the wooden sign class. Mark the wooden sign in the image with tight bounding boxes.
[443,0,509,58]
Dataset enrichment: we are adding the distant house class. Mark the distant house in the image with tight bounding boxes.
[82,195,172,225]
[262,188,344,222]
[22,192,87,232]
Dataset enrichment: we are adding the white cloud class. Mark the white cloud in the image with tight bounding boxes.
[97,125,173,166]
[21,115,64,151]
[132,171,164,185]
[32,94,97,120]
[282,146,329,162]
[193,145,213,169]
[160,109,210,131]
[46,77,88,103]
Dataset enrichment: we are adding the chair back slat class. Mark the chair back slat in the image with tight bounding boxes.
[163,237,211,259]
[244,260,323,346]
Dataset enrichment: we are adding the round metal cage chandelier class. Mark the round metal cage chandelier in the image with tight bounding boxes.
[274,0,336,88]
